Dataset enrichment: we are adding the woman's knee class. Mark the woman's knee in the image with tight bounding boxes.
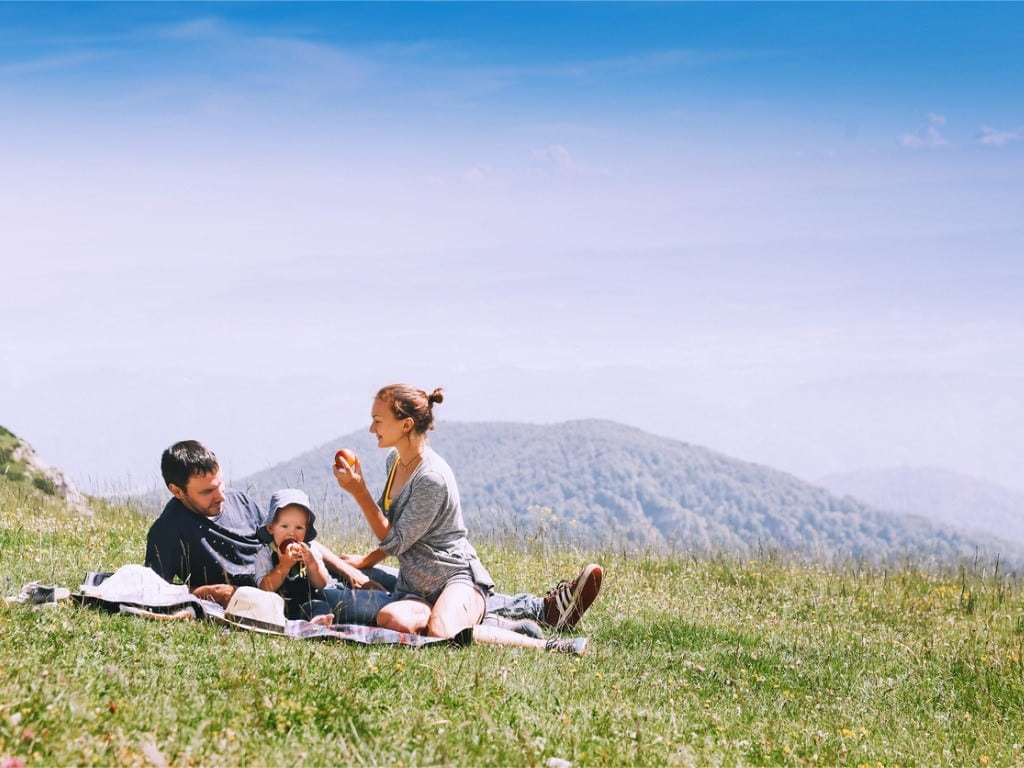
[377,603,428,634]
[428,585,485,637]
[376,611,413,633]
[427,611,464,638]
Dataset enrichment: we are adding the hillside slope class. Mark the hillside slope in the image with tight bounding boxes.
[235,420,1024,566]
[818,467,1024,545]
[0,425,90,512]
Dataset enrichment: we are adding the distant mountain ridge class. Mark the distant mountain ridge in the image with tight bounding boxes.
[234,419,1024,567]
[817,467,1024,545]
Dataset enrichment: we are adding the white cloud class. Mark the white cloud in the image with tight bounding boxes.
[533,145,580,172]
[143,15,371,95]
[538,47,773,80]
[900,113,950,149]
[0,50,103,76]
[978,125,1019,147]
[155,17,226,41]
[460,163,493,184]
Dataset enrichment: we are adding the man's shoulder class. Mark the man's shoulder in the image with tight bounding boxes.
[220,488,263,523]
[223,487,257,507]
[151,496,186,524]
[146,497,188,544]
[148,490,261,528]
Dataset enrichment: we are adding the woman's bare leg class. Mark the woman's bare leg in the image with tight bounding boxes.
[473,624,589,656]
[376,598,431,634]
[428,582,485,638]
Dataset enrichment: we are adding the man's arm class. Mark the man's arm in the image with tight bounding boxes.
[316,542,389,590]
[144,518,181,584]
[191,584,236,606]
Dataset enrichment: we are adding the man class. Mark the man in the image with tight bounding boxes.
[144,440,260,606]
[145,440,602,631]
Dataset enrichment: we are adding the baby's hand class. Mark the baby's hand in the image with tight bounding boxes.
[279,538,304,564]
[295,542,316,564]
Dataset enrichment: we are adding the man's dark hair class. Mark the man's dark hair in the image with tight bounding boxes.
[161,440,220,490]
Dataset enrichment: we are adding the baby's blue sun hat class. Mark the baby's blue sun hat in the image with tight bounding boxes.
[257,488,318,543]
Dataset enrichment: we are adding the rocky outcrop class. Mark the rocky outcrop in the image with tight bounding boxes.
[7,438,91,514]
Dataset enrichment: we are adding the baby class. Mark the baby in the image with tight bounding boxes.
[254,488,333,626]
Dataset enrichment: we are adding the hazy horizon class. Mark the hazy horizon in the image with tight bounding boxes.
[2,3,1022,495]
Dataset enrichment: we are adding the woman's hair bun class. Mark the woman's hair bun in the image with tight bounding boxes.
[428,387,445,406]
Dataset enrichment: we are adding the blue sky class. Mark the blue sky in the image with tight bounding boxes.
[2,3,1022,494]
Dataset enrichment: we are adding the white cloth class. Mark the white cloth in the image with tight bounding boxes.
[82,564,194,607]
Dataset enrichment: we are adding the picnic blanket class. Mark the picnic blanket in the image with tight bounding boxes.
[10,564,469,649]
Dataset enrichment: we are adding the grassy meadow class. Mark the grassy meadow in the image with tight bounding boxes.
[2,476,1024,767]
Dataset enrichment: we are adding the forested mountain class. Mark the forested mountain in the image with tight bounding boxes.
[818,467,1024,545]
[235,420,1024,566]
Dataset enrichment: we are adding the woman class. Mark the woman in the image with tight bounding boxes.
[333,384,587,654]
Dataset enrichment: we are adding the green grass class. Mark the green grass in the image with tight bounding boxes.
[2,477,1023,766]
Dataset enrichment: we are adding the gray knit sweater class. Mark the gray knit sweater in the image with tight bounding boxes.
[378,447,494,601]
